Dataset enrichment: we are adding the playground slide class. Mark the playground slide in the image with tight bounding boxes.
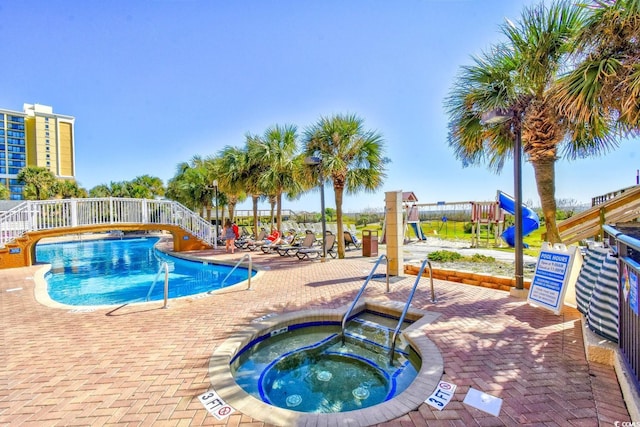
[498,191,540,247]
[410,222,426,240]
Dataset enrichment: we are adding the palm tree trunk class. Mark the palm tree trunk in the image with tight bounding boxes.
[229,196,238,221]
[269,197,275,231]
[276,192,283,233]
[252,195,259,236]
[228,200,237,222]
[531,159,561,244]
[334,186,346,259]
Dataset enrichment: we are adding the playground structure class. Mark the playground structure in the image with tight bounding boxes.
[414,201,473,239]
[404,192,426,241]
[470,199,505,248]
[382,192,478,243]
[382,190,540,248]
[496,190,540,247]
[381,192,496,245]
[383,183,640,248]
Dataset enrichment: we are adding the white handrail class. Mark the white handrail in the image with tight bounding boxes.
[0,198,214,248]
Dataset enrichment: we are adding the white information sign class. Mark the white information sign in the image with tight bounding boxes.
[425,381,457,410]
[528,243,582,314]
[198,389,235,420]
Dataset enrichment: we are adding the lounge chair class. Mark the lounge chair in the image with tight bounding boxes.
[261,230,297,254]
[246,229,282,251]
[276,231,316,256]
[236,229,266,250]
[296,233,337,260]
[344,231,361,250]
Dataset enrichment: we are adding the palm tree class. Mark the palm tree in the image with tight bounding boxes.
[167,156,217,221]
[130,175,165,199]
[245,134,271,236]
[53,180,87,198]
[556,0,640,133]
[107,181,131,198]
[17,166,57,200]
[89,184,112,198]
[445,0,616,244]
[0,182,10,200]
[213,147,249,221]
[302,113,387,259]
[248,124,300,232]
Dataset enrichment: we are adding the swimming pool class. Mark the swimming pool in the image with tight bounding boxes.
[36,237,253,306]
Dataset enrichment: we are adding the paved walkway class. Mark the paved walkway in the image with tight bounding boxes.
[0,241,631,426]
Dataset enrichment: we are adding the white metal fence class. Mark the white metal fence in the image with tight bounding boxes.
[0,198,214,248]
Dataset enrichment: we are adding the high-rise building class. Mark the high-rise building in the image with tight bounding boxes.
[0,103,75,200]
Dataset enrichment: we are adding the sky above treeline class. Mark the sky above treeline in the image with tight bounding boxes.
[2,0,637,212]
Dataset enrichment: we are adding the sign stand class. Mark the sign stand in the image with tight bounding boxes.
[527,242,583,314]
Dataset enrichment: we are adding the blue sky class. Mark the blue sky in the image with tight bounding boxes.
[2,0,638,212]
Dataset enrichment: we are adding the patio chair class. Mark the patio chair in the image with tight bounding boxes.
[277,231,316,256]
[296,233,337,260]
[246,229,281,251]
[261,230,297,254]
[236,229,266,250]
[344,230,361,250]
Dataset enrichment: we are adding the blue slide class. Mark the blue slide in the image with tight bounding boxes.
[498,191,540,247]
[409,223,426,240]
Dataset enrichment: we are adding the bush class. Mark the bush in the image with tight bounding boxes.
[428,250,463,262]
[469,253,495,263]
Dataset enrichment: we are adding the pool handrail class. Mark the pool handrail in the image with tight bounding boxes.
[162,262,170,309]
[146,262,170,305]
[340,254,389,345]
[219,254,253,290]
[389,257,434,365]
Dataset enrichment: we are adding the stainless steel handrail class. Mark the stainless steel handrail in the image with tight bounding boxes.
[389,258,435,364]
[340,254,389,344]
[162,262,169,309]
[219,254,253,290]
[146,262,170,304]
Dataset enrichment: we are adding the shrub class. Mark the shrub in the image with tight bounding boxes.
[428,250,463,262]
[469,253,495,263]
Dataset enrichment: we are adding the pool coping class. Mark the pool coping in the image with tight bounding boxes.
[209,298,444,426]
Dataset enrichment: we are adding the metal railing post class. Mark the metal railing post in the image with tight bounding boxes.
[162,262,169,309]
[217,254,254,291]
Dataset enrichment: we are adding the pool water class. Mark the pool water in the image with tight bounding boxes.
[36,237,253,306]
[231,315,420,413]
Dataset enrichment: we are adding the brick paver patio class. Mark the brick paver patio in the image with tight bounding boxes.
[0,241,632,426]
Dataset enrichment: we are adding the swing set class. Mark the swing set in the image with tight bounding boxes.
[381,191,505,246]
